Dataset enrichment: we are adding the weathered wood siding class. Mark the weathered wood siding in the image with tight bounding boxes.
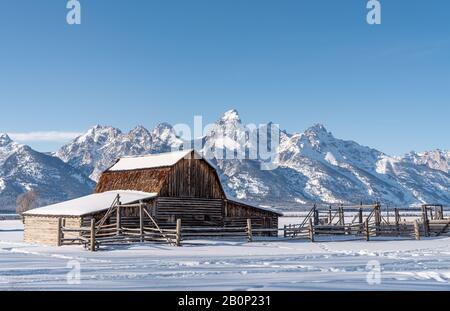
[156,197,224,227]
[24,216,82,246]
[158,157,225,199]
[224,200,278,235]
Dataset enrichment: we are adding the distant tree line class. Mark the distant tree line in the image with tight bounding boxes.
[16,190,38,219]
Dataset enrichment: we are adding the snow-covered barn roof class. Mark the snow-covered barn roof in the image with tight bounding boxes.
[24,190,157,217]
[95,149,224,196]
[108,149,196,171]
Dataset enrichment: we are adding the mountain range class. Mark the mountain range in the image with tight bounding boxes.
[1,109,449,211]
[0,134,95,211]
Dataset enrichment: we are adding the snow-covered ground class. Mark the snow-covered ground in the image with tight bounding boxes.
[1,219,449,290]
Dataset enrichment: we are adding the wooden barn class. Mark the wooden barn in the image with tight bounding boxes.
[24,149,281,246]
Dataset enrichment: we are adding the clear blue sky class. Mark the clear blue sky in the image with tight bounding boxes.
[0,0,449,154]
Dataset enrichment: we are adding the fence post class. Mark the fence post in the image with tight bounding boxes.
[313,204,319,225]
[414,220,421,240]
[283,225,286,238]
[176,219,182,247]
[374,203,381,236]
[421,206,430,237]
[358,208,363,225]
[139,203,144,243]
[365,220,370,241]
[90,218,96,252]
[394,208,400,236]
[308,218,314,242]
[116,205,121,236]
[247,219,253,242]
[57,217,62,247]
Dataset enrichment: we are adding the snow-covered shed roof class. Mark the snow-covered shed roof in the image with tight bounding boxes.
[108,149,197,171]
[24,190,157,217]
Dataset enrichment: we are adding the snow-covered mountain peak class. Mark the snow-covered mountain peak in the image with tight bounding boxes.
[306,123,328,133]
[0,135,23,165]
[128,125,152,145]
[401,149,450,173]
[303,123,333,141]
[0,133,12,147]
[55,122,183,181]
[0,138,95,211]
[151,123,183,147]
[200,109,249,155]
[128,125,151,138]
[218,109,241,124]
[130,125,150,134]
[75,125,122,145]
[152,122,173,134]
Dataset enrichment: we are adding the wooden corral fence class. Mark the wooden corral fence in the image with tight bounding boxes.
[57,198,450,250]
[283,203,450,242]
[57,195,278,251]
[59,216,278,250]
[283,204,379,240]
[363,204,450,240]
[180,219,279,243]
[59,196,180,251]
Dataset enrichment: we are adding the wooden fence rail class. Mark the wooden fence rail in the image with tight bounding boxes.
[61,220,179,251]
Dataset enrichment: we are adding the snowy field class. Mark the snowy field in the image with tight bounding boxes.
[1,219,450,290]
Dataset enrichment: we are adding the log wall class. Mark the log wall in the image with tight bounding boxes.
[155,197,224,227]
[24,216,82,246]
[224,200,279,235]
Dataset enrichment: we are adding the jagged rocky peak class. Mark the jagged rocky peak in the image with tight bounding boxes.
[280,124,332,153]
[203,109,248,151]
[402,149,450,173]
[0,133,12,146]
[128,125,152,145]
[151,122,183,148]
[152,122,176,139]
[129,125,150,135]
[0,134,23,165]
[213,109,245,135]
[218,109,242,124]
[152,122,173,133]
[304,123,332,138]
[81,124,120,139]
